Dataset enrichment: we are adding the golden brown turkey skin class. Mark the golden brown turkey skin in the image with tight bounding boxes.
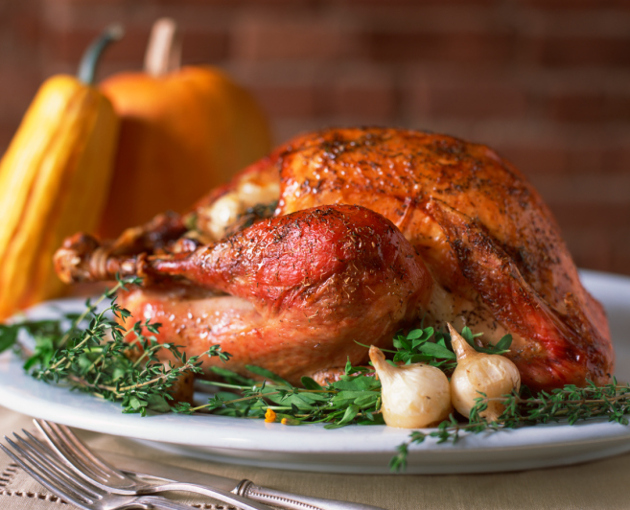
[55,127,614,392]
[59,204,432,384]
[424,199,612,390]
[194,127,613,391]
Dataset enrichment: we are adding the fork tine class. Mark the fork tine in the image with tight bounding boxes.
[4,430,200,510]
[35,420,124,483]
[1,437,93,508]
[9,432,103,501]
[18,429,103,498]
[35,420,106,482]
[56,422,124,478]
[31,420,280,510]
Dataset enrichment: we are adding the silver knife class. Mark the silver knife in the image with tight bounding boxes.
[101,451,387,510]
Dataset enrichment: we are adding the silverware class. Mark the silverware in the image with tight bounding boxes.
[103,451,389,510]
[35,420,274,510]
[0,430,194,510]
[36,419,387,510]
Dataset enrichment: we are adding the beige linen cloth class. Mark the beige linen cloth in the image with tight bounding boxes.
[1,406,630,510]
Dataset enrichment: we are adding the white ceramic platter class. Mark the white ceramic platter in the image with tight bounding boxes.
[0,269,629,474]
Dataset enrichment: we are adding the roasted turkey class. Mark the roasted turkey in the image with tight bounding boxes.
[54,127,614,392]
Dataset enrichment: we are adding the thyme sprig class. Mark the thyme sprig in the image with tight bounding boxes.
[389,380,630,472]
[174,360,384,427]
[174,324,498,425]
[2,275,230,416]
[2,286,630,473]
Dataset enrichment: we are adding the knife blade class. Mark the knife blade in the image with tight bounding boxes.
[100,451,387,510]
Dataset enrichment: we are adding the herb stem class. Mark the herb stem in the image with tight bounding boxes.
[132,344,165,369]
[56,286,118,350]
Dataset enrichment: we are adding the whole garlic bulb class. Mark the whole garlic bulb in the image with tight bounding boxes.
[369,345,452,428]
[448,324,521,421]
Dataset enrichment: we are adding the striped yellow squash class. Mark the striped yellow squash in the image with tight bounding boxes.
[0,26,122,320]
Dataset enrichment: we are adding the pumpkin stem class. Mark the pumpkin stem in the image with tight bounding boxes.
[144,18,182,77]
[77,24,124,85]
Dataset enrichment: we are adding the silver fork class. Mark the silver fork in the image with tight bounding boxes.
[34,420,277,510]
[0,430,199,510]
[36,420,386,510]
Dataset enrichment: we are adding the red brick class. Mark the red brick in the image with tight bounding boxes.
[42,0,132,5]
[42,26,151,64]
[435,83,525,118]
[607,94,630,122]
[549,91,606,122]
[154,0,312,5]
[338,0,498,4]
[562,222,630,276]
[181,30,229,63]
[0,6,42,62]
[603,143,630,174]
[271,118,333,146]
[0,64,41,120]
[253,85,319,117]
[526,34,630,67]
[402,120,494,148]
[327,66,396,118]
[226,62,323,117]
[501,134,617,178]
[0,124,19,157]
[41,0,130,31]
[10,7,43,45]
[530,170,630,207]
[403,67,529,120]
[232,14,363,61]
[611,232,630,275]
[496,144,569,176]
[561,226,614,272]
[547,89,630,123]
[40,61,77,81]
[367,31,514,64]
[566,147,609,176]
[42,25,229,69]
[522,0,630,10]
[552,203,630,229]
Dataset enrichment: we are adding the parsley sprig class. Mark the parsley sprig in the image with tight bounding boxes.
[371,325,511,373]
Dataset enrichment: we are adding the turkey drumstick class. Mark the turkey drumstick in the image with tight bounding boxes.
[56,204,433,384]
[54,127,615,391]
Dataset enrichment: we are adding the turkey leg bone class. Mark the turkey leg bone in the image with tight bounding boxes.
[55,204,433,384]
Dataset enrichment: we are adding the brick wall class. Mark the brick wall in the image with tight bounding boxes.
[1,0,630,275]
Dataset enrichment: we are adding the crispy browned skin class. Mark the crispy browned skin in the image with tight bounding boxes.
[57,204,432,384]
[253,128,613,390]
[55,127,614,391]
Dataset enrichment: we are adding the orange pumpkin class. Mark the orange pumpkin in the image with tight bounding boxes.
[98,19,271,240]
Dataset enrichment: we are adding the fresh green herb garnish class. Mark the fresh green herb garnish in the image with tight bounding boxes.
[460,326,512,355]
[2,284,629,473]
[366,325,512,372]
[389,380,630,472]
[391,327,456,369]
[173,360,384,427]
[2,275,229,416]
